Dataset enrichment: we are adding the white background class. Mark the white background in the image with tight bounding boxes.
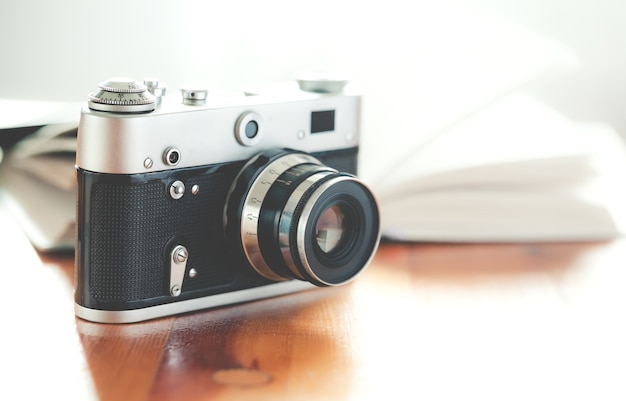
[1,0,625,177]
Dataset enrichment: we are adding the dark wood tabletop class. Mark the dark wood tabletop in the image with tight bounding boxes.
[1,210,625,400]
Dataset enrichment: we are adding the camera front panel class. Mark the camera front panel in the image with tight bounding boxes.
[75,148,359,315]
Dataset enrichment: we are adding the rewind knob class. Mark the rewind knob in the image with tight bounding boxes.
[88,77,156,113]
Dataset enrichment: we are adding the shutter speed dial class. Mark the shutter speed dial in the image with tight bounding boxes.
[88,77,156,113]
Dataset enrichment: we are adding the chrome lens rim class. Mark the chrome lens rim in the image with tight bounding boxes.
[291,175,380,286]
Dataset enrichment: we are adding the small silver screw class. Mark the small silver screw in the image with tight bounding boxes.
[174,247,188,264]
[189,268,198,278]
[144,157,154,169]
[191,184,200,195]
[170,285,181,297]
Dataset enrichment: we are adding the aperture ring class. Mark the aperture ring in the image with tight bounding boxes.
[240,152,320,281]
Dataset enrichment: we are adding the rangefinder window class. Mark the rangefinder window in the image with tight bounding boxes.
[311,110,335,134]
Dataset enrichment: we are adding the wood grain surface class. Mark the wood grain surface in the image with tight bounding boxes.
[1,210,625,400]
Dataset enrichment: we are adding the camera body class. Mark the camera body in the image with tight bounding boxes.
[75,76,380,323]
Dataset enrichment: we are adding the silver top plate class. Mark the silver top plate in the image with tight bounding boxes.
[77,81,361,174]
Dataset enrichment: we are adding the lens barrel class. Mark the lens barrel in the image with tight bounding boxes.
[225,149,380,286]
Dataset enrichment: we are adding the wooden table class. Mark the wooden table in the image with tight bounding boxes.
[1,209,625,400]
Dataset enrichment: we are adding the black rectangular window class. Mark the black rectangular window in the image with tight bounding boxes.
[311,110,335,134]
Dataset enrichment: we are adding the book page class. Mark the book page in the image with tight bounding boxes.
[369,93,603,196]
[379,121,626,241]
[0,99,81,130]
[381,188,619,242]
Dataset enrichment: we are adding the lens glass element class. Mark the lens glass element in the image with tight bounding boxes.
[315,205,345,253]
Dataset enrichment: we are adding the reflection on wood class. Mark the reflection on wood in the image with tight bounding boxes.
[3,228,625,400]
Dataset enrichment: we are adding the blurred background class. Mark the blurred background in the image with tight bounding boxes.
[1,0,626,245]
[1,0,625,137]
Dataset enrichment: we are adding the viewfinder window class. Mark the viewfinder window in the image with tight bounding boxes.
[311,110,335,134]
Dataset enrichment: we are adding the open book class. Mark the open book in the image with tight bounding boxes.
[0,123,77,250]
[1,92,625,250]
[367,92,626,242]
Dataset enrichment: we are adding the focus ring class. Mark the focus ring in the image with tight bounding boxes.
[237,152,321,281]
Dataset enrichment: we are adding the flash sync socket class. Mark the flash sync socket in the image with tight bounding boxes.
[235,111,263,146]
[164,147,181,166]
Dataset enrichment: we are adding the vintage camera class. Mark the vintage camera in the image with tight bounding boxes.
[74,75,380,323]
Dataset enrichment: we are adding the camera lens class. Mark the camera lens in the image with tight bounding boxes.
[225,149,380,286]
